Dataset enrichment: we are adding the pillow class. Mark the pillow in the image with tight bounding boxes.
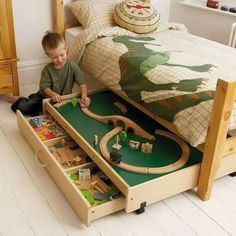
[68,0,123,28]
[113,0,160,34]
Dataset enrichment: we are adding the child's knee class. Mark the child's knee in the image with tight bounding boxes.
[11,97,41,116]
[11,97,27,113]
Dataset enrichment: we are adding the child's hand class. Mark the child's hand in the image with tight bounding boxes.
[81,95,90,107]
[51,93,62,103]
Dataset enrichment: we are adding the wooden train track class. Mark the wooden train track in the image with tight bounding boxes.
[99,128,189,174]
[80,104,189,174]
[81,106,155,141]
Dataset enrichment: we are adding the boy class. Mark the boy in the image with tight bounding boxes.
[8,31,90,116]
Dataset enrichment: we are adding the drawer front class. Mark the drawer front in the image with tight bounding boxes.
[0,63,13,94]
[66,165,125,223]
[37,147,91,225]
[17,110,125,226]
[126,165,200,213]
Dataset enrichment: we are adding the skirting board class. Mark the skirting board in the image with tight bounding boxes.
[18,59,50,85]
[18,59,105,91]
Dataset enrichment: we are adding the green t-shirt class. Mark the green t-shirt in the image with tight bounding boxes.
[39,60,84,97]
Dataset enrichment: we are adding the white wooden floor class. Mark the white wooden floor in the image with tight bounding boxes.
[1,84,236,236]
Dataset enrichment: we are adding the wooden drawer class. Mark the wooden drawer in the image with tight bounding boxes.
[43,91,203,213]
[16,111,125,226]
[0,63,13,94]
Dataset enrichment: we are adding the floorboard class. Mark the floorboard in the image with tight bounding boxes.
[164,192,228,235]
[0,128,66,236]
[145,200,197,235]
[184,188,236,235]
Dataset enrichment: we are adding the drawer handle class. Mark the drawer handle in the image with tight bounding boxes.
[35,150,49,168]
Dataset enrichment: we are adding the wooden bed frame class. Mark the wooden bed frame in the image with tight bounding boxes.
[53,0,236,201]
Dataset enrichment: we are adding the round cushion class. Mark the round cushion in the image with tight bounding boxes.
[113,0,160,34]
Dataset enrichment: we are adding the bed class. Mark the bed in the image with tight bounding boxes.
[53,0,236,201]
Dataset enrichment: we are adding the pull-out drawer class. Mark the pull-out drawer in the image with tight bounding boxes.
[17,111,125,226]
[43,91,203,213]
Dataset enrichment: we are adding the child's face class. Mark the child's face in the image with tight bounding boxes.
[46,43,67,68]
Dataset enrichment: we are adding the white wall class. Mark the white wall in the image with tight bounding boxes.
[153,0,171,23]
[12,0,53,85]
[12,0,170,86]
[169,0,236,45]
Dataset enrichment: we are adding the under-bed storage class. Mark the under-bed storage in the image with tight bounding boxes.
[17,111,125,226]
[19,89,236,226]
[42,90,204,213]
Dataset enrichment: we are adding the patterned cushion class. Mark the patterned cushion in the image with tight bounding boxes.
[113,0,160,33]
[68,0,123,28]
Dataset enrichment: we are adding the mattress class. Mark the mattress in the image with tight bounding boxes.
[65,25,236,147]
[65,26,84,63]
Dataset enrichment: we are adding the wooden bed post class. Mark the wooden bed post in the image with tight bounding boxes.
[53,0,65,35]
[197,79,236,200]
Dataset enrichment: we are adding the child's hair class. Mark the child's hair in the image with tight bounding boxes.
[41,31,65,51]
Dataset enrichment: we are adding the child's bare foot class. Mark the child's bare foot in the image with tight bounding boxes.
[7,95,21,104]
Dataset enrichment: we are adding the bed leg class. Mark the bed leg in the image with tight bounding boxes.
[197,80,236,201]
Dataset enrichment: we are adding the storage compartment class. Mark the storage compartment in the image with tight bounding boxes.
[17,111,125,225]
[47,137,91,169]
[43,90,203,213]
[66,163,125,222]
